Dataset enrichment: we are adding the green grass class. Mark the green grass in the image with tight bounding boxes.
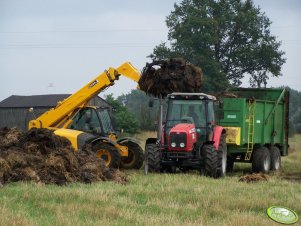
[0,135,301,226]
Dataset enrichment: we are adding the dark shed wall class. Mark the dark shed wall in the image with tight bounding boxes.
[0,95,112,130]
[0,108,49,130]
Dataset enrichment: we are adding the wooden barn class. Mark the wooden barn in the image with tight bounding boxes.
[0,94,112,130]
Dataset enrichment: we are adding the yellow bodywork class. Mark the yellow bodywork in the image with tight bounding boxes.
[54,129,83,150]
[224,127,241,145]
[108,133,128,157]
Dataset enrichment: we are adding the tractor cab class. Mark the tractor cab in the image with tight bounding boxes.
[163,93,217,152]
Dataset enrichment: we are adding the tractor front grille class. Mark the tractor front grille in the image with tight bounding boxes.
[169,132,187,150]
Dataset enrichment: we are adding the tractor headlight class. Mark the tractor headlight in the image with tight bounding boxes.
[171,142,176,148]
[180,143,185,148]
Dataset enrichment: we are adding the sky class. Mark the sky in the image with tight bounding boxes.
[0,0,300,101]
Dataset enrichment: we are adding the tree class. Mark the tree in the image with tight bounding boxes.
[150,0,286,91]
[118,90,157,131]
[105,94,139,134]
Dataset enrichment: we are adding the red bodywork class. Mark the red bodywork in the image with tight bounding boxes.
[168,123,197,151]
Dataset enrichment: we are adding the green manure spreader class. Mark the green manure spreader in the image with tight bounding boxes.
[219,88,289,173]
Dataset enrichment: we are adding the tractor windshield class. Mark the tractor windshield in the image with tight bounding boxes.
[166,100,206,128]
[165,99,215,135]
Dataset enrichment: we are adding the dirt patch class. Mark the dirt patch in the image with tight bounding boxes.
[138,58,203,97]
[239,173,269,183]
[0,127,127,186]
[281,173,301,183]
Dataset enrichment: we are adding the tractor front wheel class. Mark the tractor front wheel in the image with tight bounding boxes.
[200,144,218,177]
[93,143,121,168]
[145,143,161,173]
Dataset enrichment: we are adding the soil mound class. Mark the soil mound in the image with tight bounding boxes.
[239,173,269,183]
[139,58,203,97]
[0,127,127,186]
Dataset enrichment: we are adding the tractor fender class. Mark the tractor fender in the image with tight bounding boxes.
[117,137,140,146]
[213,126,226,150]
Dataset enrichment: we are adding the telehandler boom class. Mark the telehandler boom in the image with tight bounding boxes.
[29,62,144,169]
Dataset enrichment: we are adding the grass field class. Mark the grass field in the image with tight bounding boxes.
[0,134,300,226]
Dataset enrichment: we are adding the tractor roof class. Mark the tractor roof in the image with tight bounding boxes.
[167,92,216,100]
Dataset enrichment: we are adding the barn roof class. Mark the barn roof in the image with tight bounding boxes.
[0,94,71,108]
[0,94,107,108]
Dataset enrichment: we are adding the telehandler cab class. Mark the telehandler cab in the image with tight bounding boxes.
[29,62,144,169]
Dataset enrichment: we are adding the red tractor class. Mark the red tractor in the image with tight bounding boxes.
[145,92,227,178]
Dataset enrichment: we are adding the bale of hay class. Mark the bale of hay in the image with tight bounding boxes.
[0,127,127,186]
[138,58,203,97]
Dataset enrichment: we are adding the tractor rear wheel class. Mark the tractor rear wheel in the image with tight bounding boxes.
[252,147,271,173]
[120,142,144,169]
[145,143,161,173]
[269,146,281,171]
[200,144,218,177]
[216,134,227,178]
[93,143,121,168]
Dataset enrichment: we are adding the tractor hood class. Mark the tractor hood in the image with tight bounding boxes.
[168,123,197,151]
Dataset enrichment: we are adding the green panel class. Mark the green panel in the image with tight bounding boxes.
[218,88,289,158]
[219,90,287,146]
[219,98,246,143]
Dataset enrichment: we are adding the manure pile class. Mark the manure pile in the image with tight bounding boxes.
[139,58,203,97]
[0,127,127,186]
[239,173,269,183]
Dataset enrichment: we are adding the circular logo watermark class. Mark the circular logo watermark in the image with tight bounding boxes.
[267,206,299,224]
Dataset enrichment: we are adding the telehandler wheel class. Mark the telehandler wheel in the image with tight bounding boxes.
[216,134,227,178]
[252,147,271,173]
[269,146,281,171]
[120,143,144,169]
[93,143,121,168]
[200,144,218,178]
[145,143,161,173]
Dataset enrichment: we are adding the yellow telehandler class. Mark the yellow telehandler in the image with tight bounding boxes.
[29,62,144,169]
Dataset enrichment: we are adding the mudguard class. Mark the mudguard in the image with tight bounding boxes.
[89,136,118,147]
[145,138,158,146]
[213,126,225,150]
[117,137,140,145]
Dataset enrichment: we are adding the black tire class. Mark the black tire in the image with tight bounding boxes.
[92,143,121,168]
[269,146,281,171]
[252,147,271,173]
[120,142,144,169]
[216,134,227,178]
[200,144,218,177]
[146,143,161,173]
